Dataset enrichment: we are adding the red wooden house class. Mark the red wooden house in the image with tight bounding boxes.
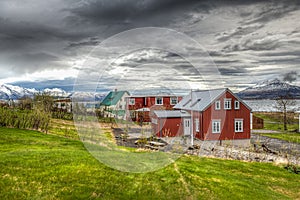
[151,88,252,145]
[126,94,183,122]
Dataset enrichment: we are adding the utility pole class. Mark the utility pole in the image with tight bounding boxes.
[190,89,194,146]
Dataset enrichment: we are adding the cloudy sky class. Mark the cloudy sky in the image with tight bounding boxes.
[0,0,299,92]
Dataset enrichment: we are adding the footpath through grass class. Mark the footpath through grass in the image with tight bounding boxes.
[260,133,300,144]
[0,127,299,200]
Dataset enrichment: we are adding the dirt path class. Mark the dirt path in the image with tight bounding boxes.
[251,133,300,155]
[251,129,281,134]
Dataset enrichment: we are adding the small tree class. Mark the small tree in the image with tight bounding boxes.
[34,92,54,113]
[275,95,296,131]
[18,96,33,110]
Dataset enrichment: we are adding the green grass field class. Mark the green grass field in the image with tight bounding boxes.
[260,133,300,144]
[0,127,299,200]
[254,112,298,131]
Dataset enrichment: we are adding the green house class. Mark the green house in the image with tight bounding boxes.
[100,90,129,119]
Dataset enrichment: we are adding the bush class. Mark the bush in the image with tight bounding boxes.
[0,107,50,133]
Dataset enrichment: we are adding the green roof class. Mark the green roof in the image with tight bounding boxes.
[100,91,129,106]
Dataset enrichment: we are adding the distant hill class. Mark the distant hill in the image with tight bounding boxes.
[238,78,300,99]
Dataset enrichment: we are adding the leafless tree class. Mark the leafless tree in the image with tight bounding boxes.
[275,96,296,131]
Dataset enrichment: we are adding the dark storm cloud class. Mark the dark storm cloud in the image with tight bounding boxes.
[260,50,300,57]
[282,71,298,83]
[0,17,85,49]
[218,67,248,76]
[216,24,264,42]
[0,0,299,91]
[67,37,100,48]
[3,52,62,75]
[67,0,200,25]
[243,0,299,25]
[223,36,283,52]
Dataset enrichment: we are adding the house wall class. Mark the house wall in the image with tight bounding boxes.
[152,117,184,137]
[194,91,251,140]
[128,96,183,122]
[252,115,264,129]
[102,92,129,120]
[128,96,182,110]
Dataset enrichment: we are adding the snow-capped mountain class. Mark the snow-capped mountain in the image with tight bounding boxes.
[70,92,106,101]
[238,78,300,99]
[43,88,68,97]
[0,84,38,100]
[0,84,71,100]
[0,83,106,101]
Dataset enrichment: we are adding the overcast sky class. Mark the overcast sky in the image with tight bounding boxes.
[0,0,299,92]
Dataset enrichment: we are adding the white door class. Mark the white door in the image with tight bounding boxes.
[184,118,191,136]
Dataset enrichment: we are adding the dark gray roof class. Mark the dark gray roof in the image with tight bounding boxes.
[154,110,191,118]
[173,88,251,112]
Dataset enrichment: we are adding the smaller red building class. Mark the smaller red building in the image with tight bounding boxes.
[152,88,252,145]
[152,110,190,137]
[126,94,183,122]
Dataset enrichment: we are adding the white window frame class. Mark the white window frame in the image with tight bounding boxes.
[215,100,221,110]
[155,97,163,105]
[212,120,221,134]
[235,119,243,132]
[128,98,135,105]
[234,100,240,110]
[195,119,200,132]
[224,98,232,110]
[170,97,178,105]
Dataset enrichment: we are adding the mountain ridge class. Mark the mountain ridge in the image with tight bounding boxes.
[238,78,300,99]
[0,83,106,101]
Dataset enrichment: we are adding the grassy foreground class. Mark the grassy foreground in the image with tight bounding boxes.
[0,127,299,200]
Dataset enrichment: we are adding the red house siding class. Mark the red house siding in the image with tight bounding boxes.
[128,96,183,122]
[152,117,185,137]
[196,92,251,140]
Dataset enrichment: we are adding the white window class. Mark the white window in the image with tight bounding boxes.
[215,100,221,110]
[128,98,135,105]
[234,100,240,110]
[155,97,163,105]
[170,97,178,105]
[224,98,231,110]
[235,119,243,132]
[151,118,158,124]
[212,120,221,133]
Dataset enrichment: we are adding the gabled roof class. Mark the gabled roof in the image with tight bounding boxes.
[154,110,191,118]
[174,88,251,112]
[100,91,129,106]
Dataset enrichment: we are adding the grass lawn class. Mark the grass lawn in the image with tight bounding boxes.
[254,112,300,144]
[48,118,79,140]
[0,127,299,200]
[254,112,298,132]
